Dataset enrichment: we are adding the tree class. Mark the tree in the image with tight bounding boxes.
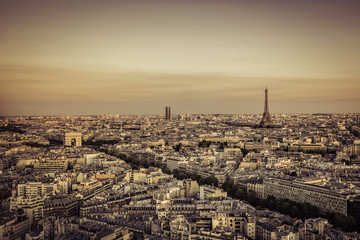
[309,205,319,218]
[177,172,186,180]
[204,175,218,187]
[173,143,182,152]
[235,188,246,200]
[199,140,211,148]
[218,142,227,150]
[139,159,149,168]
[172,169,180,177]
[289,206,301,218]
[300,202,311,219]
[247,190,259,206]
[241,148,250,157]
[231,184,240,197]
[327,212,357,232]
[162,166,172,175]
[198,177,206,186]
[0,188,11,201]
[265,195,276,210]
[189,173,201,181]
[222,179,234,192]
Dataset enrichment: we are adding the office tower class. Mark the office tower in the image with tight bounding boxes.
[259,87,274,127]
[165,106,171,120]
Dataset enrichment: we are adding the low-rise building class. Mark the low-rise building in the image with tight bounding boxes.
[0,214,31,240]
[200,185,227,200]
[17,182,55,198]
[10,196,44,223]
[264,177,351,216]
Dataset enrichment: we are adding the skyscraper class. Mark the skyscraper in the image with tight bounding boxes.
[165,106,171,120]
[259,87,274,127]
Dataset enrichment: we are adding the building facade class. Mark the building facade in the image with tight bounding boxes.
[263,178,349,215]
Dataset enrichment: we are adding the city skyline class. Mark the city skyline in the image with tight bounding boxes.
[1,0,360,116]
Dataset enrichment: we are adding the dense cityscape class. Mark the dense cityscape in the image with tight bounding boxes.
[1,1,360,239]
[1,88,360,240]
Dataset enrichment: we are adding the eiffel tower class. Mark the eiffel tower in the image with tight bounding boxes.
[259,87,274,127]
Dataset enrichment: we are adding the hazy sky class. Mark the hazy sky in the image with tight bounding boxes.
[1,0,359,115]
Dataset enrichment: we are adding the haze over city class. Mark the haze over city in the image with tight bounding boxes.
[1,0,360,116]
[1,1,360,237]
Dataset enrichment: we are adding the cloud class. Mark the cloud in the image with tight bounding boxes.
[0,63,359,115]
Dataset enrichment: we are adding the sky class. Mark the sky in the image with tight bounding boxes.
[0,0,359,116]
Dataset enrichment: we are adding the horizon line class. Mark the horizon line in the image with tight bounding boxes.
[1,112,360,118]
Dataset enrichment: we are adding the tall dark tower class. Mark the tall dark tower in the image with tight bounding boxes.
[165,106,171,120]
[259,87,274,127]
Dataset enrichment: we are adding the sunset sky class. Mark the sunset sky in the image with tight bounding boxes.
[0,0,359,116]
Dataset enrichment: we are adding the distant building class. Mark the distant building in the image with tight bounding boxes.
[199,185,227,200]
[64,132,82,147]
[256,217,299,240]
[247,177,264,199]
[43,195,79,218]
[33,159,68,172]
[259,87,274,127]
[25,230,44,240]
[288,143,326,152]
[125,170,147,183]
[170,215,190,240]
[0,214,31,240]
[165,106,171,120]
[167,157,186,171]
[228,212,256,239]
[84,153,101,166]
[125,169,171,184]
[10,196,44,223]
[184,179,199,198]
[17,182,55,198]
[263,177,350,216]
